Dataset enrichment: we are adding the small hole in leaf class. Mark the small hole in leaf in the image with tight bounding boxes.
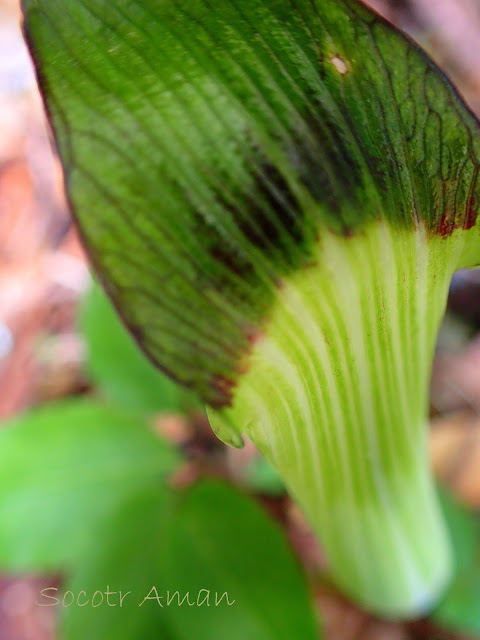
[330,55,349,75]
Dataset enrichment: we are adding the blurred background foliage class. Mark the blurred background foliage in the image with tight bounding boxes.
[2,0,480,639]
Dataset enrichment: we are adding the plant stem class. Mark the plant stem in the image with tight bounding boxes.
[210,220,467,618]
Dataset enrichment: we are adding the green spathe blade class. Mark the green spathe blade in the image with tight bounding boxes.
[22,0,480,618]
[22,0,480,405]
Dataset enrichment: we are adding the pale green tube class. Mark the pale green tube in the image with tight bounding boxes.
[209,220,469,618]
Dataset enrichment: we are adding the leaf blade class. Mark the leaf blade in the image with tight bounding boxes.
[61,481,319,640]
[161,481,319,640]
[0,399,180,571]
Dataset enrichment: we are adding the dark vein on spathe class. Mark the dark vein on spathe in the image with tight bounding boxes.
[105,0,306,276]
[43,4,271,326]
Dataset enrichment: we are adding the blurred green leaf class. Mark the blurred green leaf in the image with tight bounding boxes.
[432,489,480,635]
[61,487,176,640]
[243,456,286,496]
[80,283,197,415]
[61,481,319,640]
[0,399,180,571]
[161,482,319,640]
